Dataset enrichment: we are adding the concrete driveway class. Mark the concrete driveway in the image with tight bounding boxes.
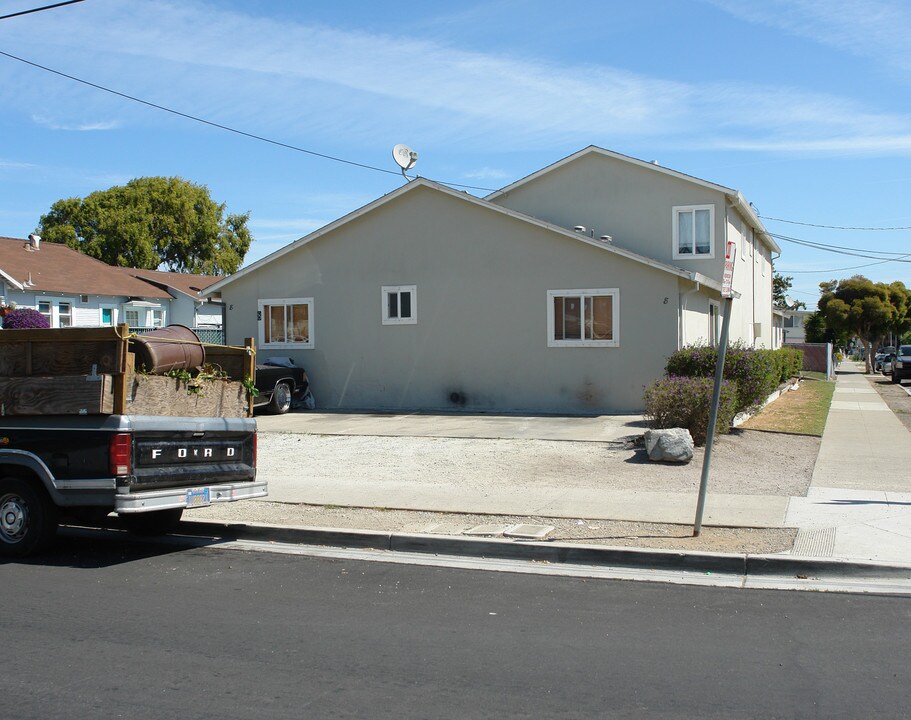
[255,410,649,443]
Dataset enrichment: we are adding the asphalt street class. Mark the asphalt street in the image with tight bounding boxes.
[3,536,910,720]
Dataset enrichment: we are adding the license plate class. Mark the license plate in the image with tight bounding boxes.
[186,487,211,508]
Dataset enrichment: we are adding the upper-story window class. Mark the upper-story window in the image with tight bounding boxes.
[673,205,714,259]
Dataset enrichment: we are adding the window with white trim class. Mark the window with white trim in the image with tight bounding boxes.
[258,298,313,349]
[382,285,416,325]
[547,289,619,347]
[673,205,714,259]
[37,298,73,328]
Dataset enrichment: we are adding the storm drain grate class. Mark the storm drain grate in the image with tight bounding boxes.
[791,527,836,557]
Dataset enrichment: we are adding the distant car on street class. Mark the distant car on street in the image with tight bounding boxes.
[254,357,311,414]
[874,347,896,372]
[891,345,911,384]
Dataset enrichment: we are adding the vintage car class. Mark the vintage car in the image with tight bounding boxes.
[254,357,311,414]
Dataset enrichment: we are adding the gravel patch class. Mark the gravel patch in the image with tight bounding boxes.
[186,427,816,555]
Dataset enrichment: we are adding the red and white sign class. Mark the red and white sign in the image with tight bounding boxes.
[722,241,736,298]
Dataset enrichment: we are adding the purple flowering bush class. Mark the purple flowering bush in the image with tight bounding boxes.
[643,376,737,446]
[665,343,799,415]
[2,308,50,329]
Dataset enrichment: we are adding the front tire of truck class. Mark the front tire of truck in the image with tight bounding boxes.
[0,477,59,558]
[121,508,184,536]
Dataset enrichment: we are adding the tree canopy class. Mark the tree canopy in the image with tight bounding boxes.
[817,275,911,371]
[37,177,252,275]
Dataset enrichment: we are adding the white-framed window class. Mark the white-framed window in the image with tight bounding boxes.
[100,306,116,326]
[258,298,313,349]
[673,205,714,259]
[382,285,416,325]
[151,309,165,327]
[37,297,73,328]
[547,289,619,347]
[123,308,141,327]
[708,300,720,347]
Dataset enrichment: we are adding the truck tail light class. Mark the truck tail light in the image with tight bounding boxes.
[109,433,132,476]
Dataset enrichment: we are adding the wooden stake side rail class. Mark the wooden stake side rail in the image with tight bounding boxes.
[0,326,255,417]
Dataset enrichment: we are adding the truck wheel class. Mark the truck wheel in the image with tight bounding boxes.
[269,382,293,414]
[121,508,184,536]
[0,477,58,558]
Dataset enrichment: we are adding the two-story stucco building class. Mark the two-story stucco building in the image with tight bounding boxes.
[207,146,778,414]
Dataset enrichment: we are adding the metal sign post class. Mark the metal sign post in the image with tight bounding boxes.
[693,242,737,536]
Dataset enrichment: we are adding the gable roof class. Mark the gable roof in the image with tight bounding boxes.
[0,236,219,300]
[485,145,780,254]
[205,177,721,295]
[126,268,222,299]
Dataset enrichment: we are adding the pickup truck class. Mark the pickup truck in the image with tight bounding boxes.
[0,326,265,558]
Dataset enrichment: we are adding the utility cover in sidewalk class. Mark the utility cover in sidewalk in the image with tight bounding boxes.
[464,524,511,537]
[504,524,555,539]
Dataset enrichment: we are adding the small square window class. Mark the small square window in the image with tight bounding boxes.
[382,285,417,325]
[547,289,619,347]
[259,298,314,349]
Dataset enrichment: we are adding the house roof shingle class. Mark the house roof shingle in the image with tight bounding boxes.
[0,236,220,299]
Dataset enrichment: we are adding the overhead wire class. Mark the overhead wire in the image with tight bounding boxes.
[760,214,911,231]
[0,48,501,193]
[0,0,85,22]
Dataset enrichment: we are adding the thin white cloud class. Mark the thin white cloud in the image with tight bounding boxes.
[1,0,910,155]
[0,159,37,169]
[32,115,120,131]
[463,167,509,180]
[706,0,911,73]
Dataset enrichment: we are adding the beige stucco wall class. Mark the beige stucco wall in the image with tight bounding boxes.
[489,151,775,349]
[222,184,691,413]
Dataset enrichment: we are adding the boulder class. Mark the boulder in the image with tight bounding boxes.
[643,428,694,463]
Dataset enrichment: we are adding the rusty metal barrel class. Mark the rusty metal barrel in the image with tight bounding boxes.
[130,325,205,373]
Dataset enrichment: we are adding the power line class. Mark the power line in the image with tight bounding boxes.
[0,48,500,193]
[760,214,911,231]
[771,233,911,262]
[0,1,86,21]
[784,253,911,274]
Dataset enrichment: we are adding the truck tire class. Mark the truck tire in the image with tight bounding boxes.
[268,382,293,414]
[0,476,59,558]
[121,508,184,536]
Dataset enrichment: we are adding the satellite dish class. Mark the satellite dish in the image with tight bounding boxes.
[785,295,795,308]
[392,144,418,179]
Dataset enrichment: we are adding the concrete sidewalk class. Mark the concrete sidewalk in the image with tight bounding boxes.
[785,362,911,563]
[253,362,911,565]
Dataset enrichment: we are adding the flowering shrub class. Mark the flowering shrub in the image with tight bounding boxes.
[2,308,50,329]
[643,376,737,446]
[664,343,799,415]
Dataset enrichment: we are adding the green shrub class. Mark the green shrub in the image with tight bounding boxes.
[643,376,737,446]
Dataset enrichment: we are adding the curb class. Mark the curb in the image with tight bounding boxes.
[176,519,911,580]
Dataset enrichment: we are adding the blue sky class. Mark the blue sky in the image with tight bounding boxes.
[1,0,910,306]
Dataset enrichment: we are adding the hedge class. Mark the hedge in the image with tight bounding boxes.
[664,343,801,416]
[643,376,737,446]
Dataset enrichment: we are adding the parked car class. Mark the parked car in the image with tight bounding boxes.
[254,357,311,414]
[881,354,894,376]
[891,345,911,384]
[874,347,895,372]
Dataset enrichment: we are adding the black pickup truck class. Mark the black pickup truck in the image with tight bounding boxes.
[0,326,267,557]
[0,413,262,558]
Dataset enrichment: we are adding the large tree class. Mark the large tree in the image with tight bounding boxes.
[37,177,252,275]
[817,276,899,372]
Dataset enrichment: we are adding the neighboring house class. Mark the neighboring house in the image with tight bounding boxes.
[783,309,814,344]
[0,235,224,332]
[205,146,779,414]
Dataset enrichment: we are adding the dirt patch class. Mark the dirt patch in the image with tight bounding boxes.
[187,427,817,556]
[187,502,797,555]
